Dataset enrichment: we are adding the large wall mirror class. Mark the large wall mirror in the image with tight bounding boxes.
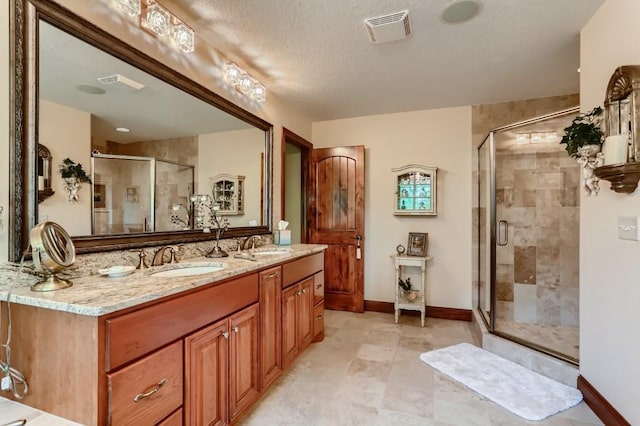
[9,0,273,262]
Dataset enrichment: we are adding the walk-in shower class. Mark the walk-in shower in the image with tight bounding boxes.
[477,108,581,364]
[91,153,194,234]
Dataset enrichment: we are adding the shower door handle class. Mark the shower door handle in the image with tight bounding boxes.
[497,220,509,246]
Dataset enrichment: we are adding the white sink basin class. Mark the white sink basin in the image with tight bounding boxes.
[150,263,225,278]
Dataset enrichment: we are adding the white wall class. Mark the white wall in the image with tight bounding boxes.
[580,0,640,422]
[1,2,9,261]
[312,107,472,308]
[38,99,92,235]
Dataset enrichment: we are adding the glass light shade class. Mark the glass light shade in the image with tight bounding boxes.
[113,0,141,17]
[224,63,243,85]
[141,2,171,37]
[237,74,254,95]
[171,21,195,53]
[251,82,266,103]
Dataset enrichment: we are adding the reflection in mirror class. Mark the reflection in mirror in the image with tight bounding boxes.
[37,144,55,202]
[37,20,268,236]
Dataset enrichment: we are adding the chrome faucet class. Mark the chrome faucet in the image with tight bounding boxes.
[151,246,178,266]
[242,235,262,251]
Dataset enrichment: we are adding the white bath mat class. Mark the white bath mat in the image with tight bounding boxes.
[419,343,583,421]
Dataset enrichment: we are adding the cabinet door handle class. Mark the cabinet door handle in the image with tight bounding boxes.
[221,331,230,339]
[315,284,322,289]
[232,326,239,333]
[315,315,323,320]
[296,290,301,296]
[133,378,167,402]
[301,288,307,294]
[264,272,279,279]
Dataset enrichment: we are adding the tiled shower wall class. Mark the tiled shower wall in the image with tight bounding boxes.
[495,148,580,327]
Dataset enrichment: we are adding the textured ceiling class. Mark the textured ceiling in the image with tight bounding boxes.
[160,0,605,121]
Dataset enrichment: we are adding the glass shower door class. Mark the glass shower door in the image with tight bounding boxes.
[92,155,154,234]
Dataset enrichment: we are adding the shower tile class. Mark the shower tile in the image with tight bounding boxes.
[496,244,513,264]
[537,286,561,326]
[514,246,536,284]
[496,188,513,207]
[559,245,579,287]
[514,169,537,190]
[513,189,536,207]
[536,226,560,247]
[536,244,560,288]
[536,171,565,189]
[514,283,537,323]
[561,287,579,327]
[535,152,560,171]
[513,225,535,246]
[496,263,514,301]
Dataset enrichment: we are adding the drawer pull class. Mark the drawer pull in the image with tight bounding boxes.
[301,288,307,294]
[232,326,239,333]
[265,272,279,279]
[222,331,230,339]
[315,315,323,320]
[316,284,322,289]
[133,378,167,402]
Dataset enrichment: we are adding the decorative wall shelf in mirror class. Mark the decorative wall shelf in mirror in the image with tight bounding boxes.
[595,65,640,193]
[9,0,273,262]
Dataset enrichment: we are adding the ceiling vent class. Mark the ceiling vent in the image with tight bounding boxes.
[364,10,411,44]
[97,74,145,91]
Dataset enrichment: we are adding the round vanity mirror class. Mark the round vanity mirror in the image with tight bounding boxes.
[30,221,76,292]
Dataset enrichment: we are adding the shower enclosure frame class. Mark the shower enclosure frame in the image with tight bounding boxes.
[476,107,580,366]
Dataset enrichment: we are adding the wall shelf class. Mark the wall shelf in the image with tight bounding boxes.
[594,162,640,193]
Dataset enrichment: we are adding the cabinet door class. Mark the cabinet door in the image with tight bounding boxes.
[298,277,314,350]
[229,304,260,419]
[282,284,299,368]
[259,267,282,390]
[184,319,229,426]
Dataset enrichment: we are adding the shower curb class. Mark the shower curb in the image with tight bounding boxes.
[471,310,579,388]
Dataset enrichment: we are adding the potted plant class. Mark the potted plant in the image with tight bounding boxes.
[59,158,91,203]
[560,107,605,158]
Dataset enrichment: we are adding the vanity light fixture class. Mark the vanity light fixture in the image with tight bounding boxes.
[111,0,195,53]
[113,0,141,17]
[223,62,267,104]
[171,17,195,53]
[115,127,131,133]
[141,0,171,37]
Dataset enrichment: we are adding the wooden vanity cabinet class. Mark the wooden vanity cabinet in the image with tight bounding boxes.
[6,250,325,426]
[258,266,282,390]
[312,271,325,342]
[184,303,259,425]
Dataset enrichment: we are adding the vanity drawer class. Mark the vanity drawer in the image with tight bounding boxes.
[107,340,183,426]
[158,407,183,426]
[282,252,324,288]
[313,301,325,343]
[106,273,258,371]
[313,271,324,305]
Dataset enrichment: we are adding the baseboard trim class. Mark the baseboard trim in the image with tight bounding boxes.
[364,300,472,322]
[577,375,630,426]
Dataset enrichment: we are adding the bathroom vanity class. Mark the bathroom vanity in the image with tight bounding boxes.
[0,244,326,425]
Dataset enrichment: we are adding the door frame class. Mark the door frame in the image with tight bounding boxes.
[281,128,312,243]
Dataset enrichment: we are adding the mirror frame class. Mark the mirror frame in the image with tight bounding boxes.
[9,0,274,262]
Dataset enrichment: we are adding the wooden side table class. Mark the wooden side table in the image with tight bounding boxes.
[392,255,432,327]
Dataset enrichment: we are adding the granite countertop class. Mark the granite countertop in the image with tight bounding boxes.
[0,244,326,317]
[0,397,82,425]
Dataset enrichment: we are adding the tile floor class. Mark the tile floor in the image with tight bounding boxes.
[240,310,602,425]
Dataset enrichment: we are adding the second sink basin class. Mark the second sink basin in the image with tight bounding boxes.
[150,262,225,278]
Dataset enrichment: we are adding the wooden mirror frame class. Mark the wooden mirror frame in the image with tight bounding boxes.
[9,0,273,262]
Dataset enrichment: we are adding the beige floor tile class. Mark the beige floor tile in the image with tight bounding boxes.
[238,310,602,426]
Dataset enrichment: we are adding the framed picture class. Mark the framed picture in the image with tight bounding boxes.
[126,186,138,202]
[407,232,428,256]
[94,183,106,209]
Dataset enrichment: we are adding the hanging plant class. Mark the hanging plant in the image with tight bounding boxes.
[59,158,91,183]
[559,107,605,158]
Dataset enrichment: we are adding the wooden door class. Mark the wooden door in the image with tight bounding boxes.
[309,146,365,312]
[298,277,314,350]
[282,284,299,368]
[229,304,260,419]
[184,319,228,426]
[259,267,282,390]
